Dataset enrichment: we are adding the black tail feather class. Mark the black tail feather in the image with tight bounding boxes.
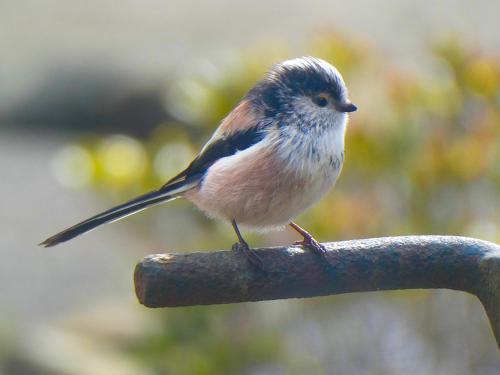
[40,189,173,247]
[39,174,203,247]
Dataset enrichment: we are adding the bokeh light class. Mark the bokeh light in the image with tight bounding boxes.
[153,142,195,181]
[97,135,148,187]
[50,145,95,189]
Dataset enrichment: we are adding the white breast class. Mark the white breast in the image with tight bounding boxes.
[271,119,346,217]
[275,115,345,175]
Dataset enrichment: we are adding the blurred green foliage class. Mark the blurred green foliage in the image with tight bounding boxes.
[50,34,500,373]
[126,307,282,374]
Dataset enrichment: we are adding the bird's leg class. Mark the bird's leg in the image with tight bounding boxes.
[289,222,328,262]
[231,219,264,269]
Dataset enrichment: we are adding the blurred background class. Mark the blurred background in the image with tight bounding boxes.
[1,0,500,373]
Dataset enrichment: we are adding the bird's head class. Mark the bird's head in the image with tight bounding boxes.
[248,56,357,130]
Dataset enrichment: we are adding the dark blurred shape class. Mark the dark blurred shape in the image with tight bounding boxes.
[3,64,169,138]
[3,356,49,375]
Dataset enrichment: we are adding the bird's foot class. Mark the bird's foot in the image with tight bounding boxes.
[294,236,329,263]
[232,241,264,270]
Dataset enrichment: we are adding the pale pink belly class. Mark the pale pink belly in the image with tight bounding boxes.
[183,145,339,230]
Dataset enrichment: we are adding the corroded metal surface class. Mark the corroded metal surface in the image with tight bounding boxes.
[134,236,500,348]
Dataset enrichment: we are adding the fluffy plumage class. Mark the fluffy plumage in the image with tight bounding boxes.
[40,56,356,250]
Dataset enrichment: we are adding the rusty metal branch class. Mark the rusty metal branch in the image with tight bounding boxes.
[134,235,500,348]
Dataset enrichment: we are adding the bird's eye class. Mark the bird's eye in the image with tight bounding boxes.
[313,95,328,107]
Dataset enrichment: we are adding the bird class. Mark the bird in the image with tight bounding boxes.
[40,56,357,268]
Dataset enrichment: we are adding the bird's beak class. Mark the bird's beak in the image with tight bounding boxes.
[335,101,358,113]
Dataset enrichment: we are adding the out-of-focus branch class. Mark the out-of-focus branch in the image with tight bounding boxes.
[134,235,500,348]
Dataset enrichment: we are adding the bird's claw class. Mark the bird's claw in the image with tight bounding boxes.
[294,237,329,263]
[232,241,264,270]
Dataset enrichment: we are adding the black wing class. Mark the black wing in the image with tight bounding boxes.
[161,126,268,189]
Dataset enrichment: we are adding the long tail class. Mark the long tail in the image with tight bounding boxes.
[40,176,200,247]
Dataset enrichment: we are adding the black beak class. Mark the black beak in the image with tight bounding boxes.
[336,101,357,113]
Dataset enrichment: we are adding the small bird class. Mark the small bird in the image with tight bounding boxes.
[40,56,357,267]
